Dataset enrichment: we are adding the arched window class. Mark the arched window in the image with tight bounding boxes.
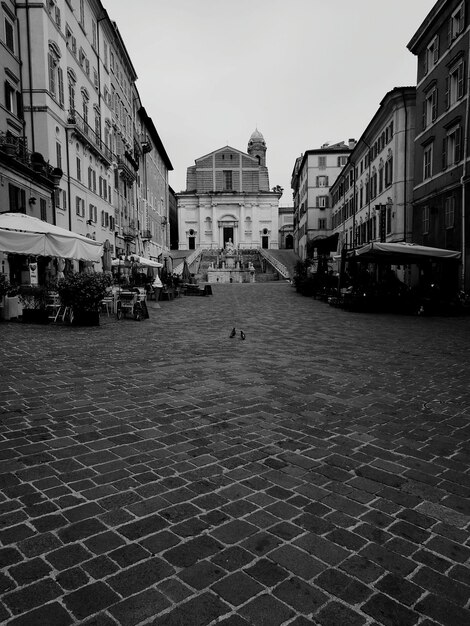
[48,42,63,105]
[81,88,89,125]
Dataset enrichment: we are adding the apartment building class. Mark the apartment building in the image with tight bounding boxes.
[291,141,355,261]
[408,0,470,289]
[331,87,416,251]
[1,0,171,269]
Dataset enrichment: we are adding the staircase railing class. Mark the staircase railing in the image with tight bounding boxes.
[173,248,202,275]
[258,249,290,279]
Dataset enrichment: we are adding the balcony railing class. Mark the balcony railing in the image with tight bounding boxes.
[67,109,113,165]
[0,132,62,187]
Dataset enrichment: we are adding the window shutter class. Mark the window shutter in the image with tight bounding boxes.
[325,196,329,208]
[448,16,453,46]
[424,49,428,75]
[16,91,23,119]
[101,210,104,227]
[458,63,465,98]
[316,196,319,208]
[432,90,437,120]
[325,176,329,186]
[58,67,64,106]
[422,100,427,130]
[48,53,55,95]
[455,128,462,161]
[442,137,447,170]
[316,176,319,187]
[445,76,450,108]
[434,35,439,63]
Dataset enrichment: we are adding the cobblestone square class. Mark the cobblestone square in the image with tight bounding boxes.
[0,282,469,625]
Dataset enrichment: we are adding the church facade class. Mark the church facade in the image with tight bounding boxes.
[177,130,282,250]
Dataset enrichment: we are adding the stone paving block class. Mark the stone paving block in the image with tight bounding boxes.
[359,543,418,577]
[210,519,258,544]
[269,545,326,580]
[415,593,470,625]
[17,531,63,557]
[294,533,350,566]
[4,578,62,615]
[239,592,294,626]
[45,542,93,571]
[316,600,367,626]
[63,581,120,620]
[8,557,52,585]
[164,535,223,568]
[107,557,174,597]
[152,592,230,626]
[58,518,107,543]
[0,547,23,568]
[241,530,282,556]
[117,513,167,540]
[108,543,151,567]
[109,587,170,626]
[212,571,264,605]
[316,567,373,604]
[6,602,73,626]
[211,545,255,571]
[81,555,119,579]
[411,565,470,606]
[56,566,90,591]
[178,559,226,590]
[362,592,420,626]
[157,577,193,603]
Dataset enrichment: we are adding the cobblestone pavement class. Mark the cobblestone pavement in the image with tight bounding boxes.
[1,282,470,626]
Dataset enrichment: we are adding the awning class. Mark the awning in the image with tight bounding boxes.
[112,255,162,268]
[0,212,103,262]
[308,233,339,253]
[343,242,461,264]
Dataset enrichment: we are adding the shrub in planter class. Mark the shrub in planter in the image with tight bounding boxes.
[57,272,112,326]
[18,285,49,323]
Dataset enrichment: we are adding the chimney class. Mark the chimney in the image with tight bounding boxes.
[348,138,356,150]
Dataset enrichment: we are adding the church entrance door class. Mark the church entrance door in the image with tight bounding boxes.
[223,227,234,249]
[262,236,269,249]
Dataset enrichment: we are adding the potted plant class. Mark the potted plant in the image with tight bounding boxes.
[30,151,46,173]
[57,272,112,326]
[18,285,49,323]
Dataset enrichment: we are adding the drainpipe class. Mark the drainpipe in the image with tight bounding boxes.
[24,0,35,151]
[402,90,409,242]
[461,38,470,291]
[65,128,72,231]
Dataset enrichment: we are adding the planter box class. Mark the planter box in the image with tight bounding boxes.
[22,309,50,324]
[71,310,100,326]
[2,295,22,320]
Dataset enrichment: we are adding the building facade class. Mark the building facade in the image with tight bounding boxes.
[408,0,470,289]
[177,130,282,250]
[291,141,355,261]
[1,0,172,280]
[331,87,416,251]
[278,205,294,249]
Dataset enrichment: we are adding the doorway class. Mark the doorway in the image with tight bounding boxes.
[223,227,234,249]
[262,236,269,249]
[188,237,195,250]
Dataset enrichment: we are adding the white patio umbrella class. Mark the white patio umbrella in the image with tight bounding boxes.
[0,212,103,262]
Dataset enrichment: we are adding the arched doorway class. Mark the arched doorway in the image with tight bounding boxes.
[285,234,293,249]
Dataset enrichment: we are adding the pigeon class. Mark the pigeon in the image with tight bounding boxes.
[229,327,236,338]
[240,330,246,340]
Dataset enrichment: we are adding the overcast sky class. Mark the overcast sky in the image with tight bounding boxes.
[107,0,437,205]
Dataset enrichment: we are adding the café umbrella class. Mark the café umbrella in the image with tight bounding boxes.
[0,212,103,262]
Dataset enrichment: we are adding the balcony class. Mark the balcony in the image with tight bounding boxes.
[123,221,137,241]
[67,109,113,165]
[141,229,152,240]
[117,154,137,183]
[0,132,62,188]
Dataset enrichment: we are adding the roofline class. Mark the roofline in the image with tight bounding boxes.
[193,145,256,163]
[138,107,173,171]
[330,86,416,192]
[111,21,138,80]
[291,144,354,179]
[407,0,448,53]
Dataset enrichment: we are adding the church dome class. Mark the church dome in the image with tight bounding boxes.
[249,128,265,144]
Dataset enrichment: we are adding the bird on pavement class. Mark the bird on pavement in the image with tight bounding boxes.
[229,327,236,338]
[240,330,246,340]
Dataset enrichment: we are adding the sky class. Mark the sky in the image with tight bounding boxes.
[107,0,437,205]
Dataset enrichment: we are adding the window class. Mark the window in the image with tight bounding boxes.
[317,175,328,187]
[8,184,26,212]
[91,20,97,49]
[223,170,232,190]
[4,81,15,113]
[55,188,66,210]
[450,2,465,43]
[425,35,439,73]
[88,204,97,223]
[385,154,394,186]
[318,218,327,229]
[40,198,47,221]
[446,61,465,108]
[422,88,437,129]
[423,144,433,179]
[316,196,328,208]
[76,157,81,181]
[48,44,63,103]
[94,108,101,138]
[318,156,326,168]
[443,126,462,169]
[422,205,430,234]
[337,156,347,166]
[76,196,85,217]
[68,74,75,111]
[4,14,14,53]
[56,142,62,169]
[445,195,455,228]
[79,0,85,27]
